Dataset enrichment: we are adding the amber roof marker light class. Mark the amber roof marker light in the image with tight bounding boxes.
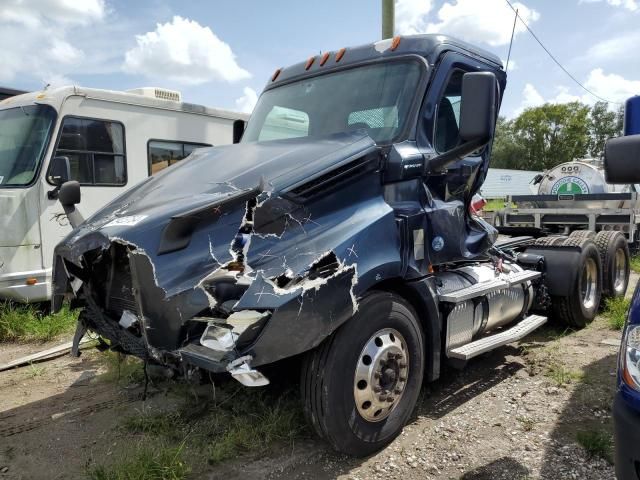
[390,36,401,51]
[271,68,282,82]
[335,48,346,62]
[320,52,330,66]
[305,56,316,70]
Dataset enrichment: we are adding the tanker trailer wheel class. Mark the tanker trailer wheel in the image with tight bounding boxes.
[551,238,602,328]
[595,231,630,298]
[301,291,424,457]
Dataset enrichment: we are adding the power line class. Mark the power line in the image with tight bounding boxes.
[505,7,518,73]
[503,0,621,105]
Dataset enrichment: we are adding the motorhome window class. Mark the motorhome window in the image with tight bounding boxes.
[0,104,57,187]
[434,70,463,153]
[53,117,126,186]
[148,140,210,175]
[242,60,423,144]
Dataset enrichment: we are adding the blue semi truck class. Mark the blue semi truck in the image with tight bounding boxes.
[606,95,640,480]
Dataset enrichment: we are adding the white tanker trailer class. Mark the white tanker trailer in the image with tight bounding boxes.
[495,158,640,244]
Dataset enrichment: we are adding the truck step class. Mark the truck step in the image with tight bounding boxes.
[439,270,541,303]
[448,314,547,360]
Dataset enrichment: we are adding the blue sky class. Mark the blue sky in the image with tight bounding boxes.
[1,0,638,118]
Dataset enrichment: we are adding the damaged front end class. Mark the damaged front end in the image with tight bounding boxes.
[53,132,401,386]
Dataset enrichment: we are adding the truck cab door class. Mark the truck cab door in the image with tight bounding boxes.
[417,52,503,264]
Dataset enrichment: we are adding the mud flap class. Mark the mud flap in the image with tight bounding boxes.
[523,246,581,296]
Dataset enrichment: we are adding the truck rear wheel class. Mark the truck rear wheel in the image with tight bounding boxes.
[595,231,630,298]
[301,291,424,457]
[569,230,595,240]
[552,238,602,328]
[535,236,566,246]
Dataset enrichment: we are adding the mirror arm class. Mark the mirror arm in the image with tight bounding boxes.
[47,186,61,200]
[423,136,489,174]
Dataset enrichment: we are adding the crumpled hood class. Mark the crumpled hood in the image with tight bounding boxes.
[83,131,377,229]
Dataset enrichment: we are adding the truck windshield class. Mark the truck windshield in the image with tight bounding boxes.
[243,60,424,144]
[0,104,57,187]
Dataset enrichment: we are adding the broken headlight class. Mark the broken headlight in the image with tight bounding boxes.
[622,325,640,391]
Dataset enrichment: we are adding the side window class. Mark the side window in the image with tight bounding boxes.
[434,70,464,153]
[53,117,126,185]
[258,106,309,141]
[148,140,210,175]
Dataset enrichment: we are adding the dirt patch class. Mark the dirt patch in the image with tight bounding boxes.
[0,277,632,479]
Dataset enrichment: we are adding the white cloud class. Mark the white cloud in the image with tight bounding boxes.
[584,68,640,102]
[0,0,105,27]
[580,0,638,11]
[235,87,258,114]
[586,31,640,62]
[0,0,104,84]
[513,83,545,115]
[425,0,540,46]
[511,69,640,117]
[395,0,434,35]
[123,16,250,86]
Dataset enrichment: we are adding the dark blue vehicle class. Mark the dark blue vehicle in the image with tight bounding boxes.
[607,95,640,479]
[52,34,609,456]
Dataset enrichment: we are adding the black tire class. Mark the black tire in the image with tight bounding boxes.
[569,230,595,240]
[301,291,424,457]
[595,231,630,298]
[535,236,566,246]
[551,238,602,328]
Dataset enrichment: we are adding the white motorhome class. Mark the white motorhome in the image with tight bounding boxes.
[0,86,248,303]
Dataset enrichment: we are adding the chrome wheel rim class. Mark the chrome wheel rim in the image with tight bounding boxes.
[354,328,409,422]
[581,257,598,309]
[613,248,627,294]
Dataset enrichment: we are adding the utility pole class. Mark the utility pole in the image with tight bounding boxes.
[382,0,394,39]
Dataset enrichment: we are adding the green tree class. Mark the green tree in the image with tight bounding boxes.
[490,116,526,169]
[491,102,591,171]
[589,101,621,159]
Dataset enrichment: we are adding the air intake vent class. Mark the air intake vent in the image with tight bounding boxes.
[286,154,379,201]
[126,87,182,102]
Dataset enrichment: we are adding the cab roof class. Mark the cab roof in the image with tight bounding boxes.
[267,34,504,90]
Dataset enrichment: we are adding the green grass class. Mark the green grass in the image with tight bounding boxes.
[631,256,640,274]
[602,296,631,330]
[26,362,46,378]
[121,410,184,440]
[110,384,307,474]
[0,302,77,343]
[576,429,613,463]
[516,416,537,432]
[482,198,517,211]
[99,351,146,385]
[207,391,306,464]
[87,443,190,480]
[546,363,584,386]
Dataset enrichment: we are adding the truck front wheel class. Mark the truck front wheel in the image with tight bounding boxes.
[301,291,424,457]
